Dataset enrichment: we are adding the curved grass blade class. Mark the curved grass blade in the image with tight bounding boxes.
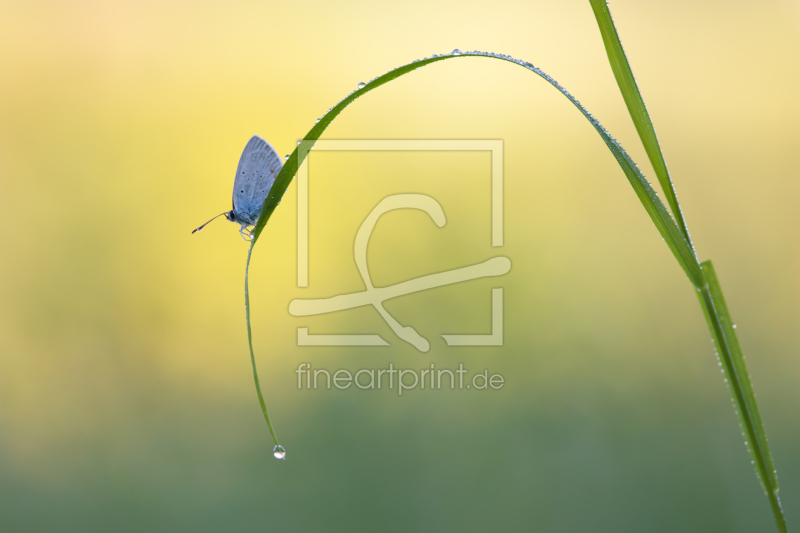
[242,50,707,454]
[244,243,280,448]
[251,53,702,286]
[589,3,786,530]
[588,0,694,250]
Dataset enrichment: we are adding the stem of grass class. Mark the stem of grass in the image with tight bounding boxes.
[698,262,785,533]
[245,240,280,447]
[589,2,786,530]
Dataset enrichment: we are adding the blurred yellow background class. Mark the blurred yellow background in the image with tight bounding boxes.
[0,0,798,531]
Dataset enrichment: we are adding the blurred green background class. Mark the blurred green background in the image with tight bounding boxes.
[1,0,798,531]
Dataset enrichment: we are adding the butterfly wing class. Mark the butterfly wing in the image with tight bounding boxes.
[232,135,283,226]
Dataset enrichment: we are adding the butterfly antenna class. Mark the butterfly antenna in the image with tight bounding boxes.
[192,212,228,234]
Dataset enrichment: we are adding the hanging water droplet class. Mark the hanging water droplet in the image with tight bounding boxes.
[315,118,320,123]
[357,82,366,89]
[284,154,290,160]
[297,140,301,145]
[273,445,286,460]
[451,49,462,56]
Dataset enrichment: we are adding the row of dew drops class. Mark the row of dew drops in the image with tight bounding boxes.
[280,45,672,245]
[710,325,780,498]
[281,44,665,243]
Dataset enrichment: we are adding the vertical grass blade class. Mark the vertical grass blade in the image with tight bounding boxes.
[588,0,693,249]
[589,2,787,530]
[698,261,786,532]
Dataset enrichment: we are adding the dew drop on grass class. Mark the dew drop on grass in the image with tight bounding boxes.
[284,154,290,160]
[315,118,320,123]
[357,82,366,89]
[273,445,286,460]
[451,49,462,56]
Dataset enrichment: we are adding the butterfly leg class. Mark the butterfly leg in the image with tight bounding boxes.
[239,225,254,241]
